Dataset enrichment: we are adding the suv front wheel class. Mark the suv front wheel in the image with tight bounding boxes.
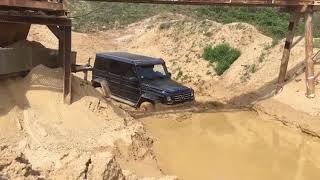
[139,101,155,111]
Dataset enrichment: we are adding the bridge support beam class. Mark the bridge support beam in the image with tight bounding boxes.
[54,25,72,104]
[49,25,72,104]
[276,10,301,94]
[304,6,315,98]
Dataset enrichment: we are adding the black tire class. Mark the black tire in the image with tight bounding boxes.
[92,80,101,88]
[101,80,111,98]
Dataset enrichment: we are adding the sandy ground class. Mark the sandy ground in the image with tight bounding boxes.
[0,65,175,179]
[1,13,320,178]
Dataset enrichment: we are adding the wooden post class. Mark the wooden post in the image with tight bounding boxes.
[83,58,91,81]
[276,10,300,94]
[58,26,63,66]
[62,26,72,104]
[305,6,315,98]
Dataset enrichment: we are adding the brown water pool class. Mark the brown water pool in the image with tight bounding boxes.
[142,111,320,180]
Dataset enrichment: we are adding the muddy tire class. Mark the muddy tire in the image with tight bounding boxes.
[139,101,155,111]
[101,80,111,98]
[92,81,100,88]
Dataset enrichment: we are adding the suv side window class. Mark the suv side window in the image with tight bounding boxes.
[109,61,123,75]
[109,61,135,78]
[103,60,111,71]
[94,58,103,70]
[95,58,111,71]
[122,64,135,78]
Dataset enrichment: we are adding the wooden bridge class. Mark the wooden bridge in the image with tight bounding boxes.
[0,0,319,103]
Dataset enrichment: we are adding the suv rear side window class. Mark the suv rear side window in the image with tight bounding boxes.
[95,58,111,71]
[109,61,135,78]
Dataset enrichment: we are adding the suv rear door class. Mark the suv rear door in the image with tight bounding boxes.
[109,61,141,103]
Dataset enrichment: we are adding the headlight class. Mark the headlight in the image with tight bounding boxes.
[166,96,172,101]
[191,90,194,96]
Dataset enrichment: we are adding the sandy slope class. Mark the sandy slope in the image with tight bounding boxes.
[0,65,174,179]
[114,14,307,102]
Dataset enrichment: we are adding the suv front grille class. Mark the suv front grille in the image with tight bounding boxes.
[173,92,192,102]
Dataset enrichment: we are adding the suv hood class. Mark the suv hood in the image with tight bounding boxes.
[142,79,191,94]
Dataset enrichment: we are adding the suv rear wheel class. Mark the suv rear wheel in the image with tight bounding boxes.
[92,80,101,88]
[101,80,111,98]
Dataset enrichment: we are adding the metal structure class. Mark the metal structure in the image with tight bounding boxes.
[0,0,72,104]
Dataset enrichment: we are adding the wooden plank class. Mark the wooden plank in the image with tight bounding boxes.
[0,13,71,26]
[0,47,32,75]
[0,0,64,12]
[0,23,30,47]
[58,32,64,68]
[63,26,72,104]
[85,0,318,6]
[304,6,315,98]
[276,10,300,94]
[47,25,62,40]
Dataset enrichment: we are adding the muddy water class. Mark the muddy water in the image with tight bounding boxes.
[142,111,320,180]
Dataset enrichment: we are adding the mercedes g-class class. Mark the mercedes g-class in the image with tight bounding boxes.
[92,52,194,107]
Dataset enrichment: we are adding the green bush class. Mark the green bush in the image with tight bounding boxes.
[203,43,241,75]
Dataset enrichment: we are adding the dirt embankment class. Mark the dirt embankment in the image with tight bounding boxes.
[0,65,175,179]
[113,14,307,102]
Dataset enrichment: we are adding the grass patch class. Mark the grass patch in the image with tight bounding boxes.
[176,70,183,80]
[203,43,241,75]
[258,52,266,63]
[314,38,320,48]
[193,7,291,40]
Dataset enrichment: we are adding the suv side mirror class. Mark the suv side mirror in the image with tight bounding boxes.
[168,72,172,78]
[129,76,138,82]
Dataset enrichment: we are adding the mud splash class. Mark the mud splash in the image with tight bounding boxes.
[142,111,320,180]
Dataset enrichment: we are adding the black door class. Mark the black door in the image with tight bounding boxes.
[119,64,141,103]
[108,61,141,103]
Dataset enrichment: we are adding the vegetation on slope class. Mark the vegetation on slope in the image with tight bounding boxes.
[68,1,319,40]
[203,43,241,75]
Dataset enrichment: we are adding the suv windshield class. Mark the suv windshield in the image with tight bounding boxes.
[139,64,168,80]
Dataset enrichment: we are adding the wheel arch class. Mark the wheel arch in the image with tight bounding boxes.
[137,93,160,107]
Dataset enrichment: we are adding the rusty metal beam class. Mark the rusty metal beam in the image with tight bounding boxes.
[0,0,64,12]
[85,0,320,6]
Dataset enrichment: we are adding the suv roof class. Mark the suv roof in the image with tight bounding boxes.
[96,52,164,66]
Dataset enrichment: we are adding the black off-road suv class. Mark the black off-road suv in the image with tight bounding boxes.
[92,52,194,107]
